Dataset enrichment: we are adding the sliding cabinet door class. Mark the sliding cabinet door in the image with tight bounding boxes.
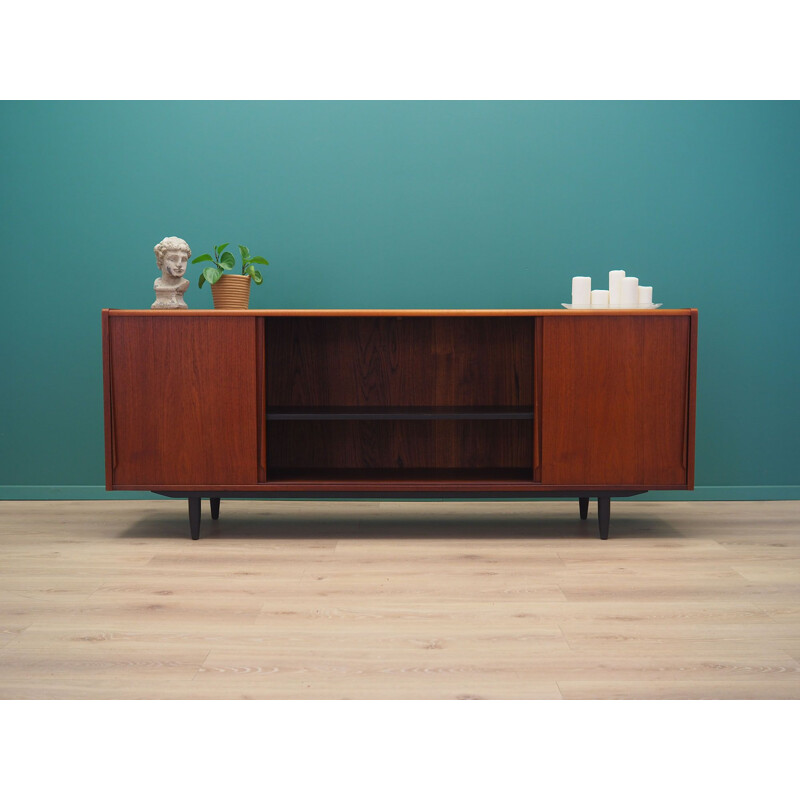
[541,315,691,487]
[107,316,259,488]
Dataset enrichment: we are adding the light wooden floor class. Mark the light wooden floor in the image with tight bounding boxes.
[1,499,798,699]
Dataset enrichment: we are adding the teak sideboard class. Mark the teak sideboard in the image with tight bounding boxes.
[102,309,698,539]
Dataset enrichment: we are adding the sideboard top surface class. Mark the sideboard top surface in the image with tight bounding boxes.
[104,308,697,317]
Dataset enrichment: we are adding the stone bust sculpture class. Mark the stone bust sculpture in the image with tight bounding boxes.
[152,236,191,309]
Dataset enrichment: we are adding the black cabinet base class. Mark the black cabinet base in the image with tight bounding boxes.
[158,491,643,541]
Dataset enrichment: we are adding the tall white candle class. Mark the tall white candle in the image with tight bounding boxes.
[621,276,639,308]
[638,286,653,306]
[609,269,625,306]
[571,276,591,306]
[591,289,609,307]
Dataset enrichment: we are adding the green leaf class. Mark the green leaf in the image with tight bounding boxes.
[252,269,263,285]
[219,251,235,269]
[198,273,206,288]
[203,266,224,285]
[216,242,230,256]
[238,244,251,262]
[191,253,214,264]
[249,256,269,266]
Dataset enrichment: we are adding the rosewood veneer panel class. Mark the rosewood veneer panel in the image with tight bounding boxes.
[541,316,690,486]
[267,419,533,471]
[107,316,259,487]
[266,317,533,408]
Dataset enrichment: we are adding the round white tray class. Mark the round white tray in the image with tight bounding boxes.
[561,303,662,310]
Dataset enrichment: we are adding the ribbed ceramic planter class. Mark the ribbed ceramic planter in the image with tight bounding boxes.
[211,274,251,309]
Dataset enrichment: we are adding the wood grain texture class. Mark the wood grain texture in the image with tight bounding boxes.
[267,419,533,470]
[107,316,259,487]
[266,316,533,407]
[541,315,691,486]
[256,316,267,482]
[264,316,534,484]
[686,309,698,488]
[102,310,114,490]
[105,310,696,493]
[1,499,798,699]
[533,316,543,481]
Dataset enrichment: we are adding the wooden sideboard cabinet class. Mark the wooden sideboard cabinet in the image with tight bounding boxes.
[102,309,697,539]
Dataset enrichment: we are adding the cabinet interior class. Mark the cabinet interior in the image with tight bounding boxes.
[264,316,535,483]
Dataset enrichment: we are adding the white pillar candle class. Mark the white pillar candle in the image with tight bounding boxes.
[621,276,639,308]
[591,289,609,307]
[571,276,591,306]
[638,286,653,306]
[608,269,625,306]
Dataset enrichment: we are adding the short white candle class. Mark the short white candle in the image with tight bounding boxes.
[609,270,625,306]
[638,286,653,306]
[591,289,609,307]
[571,276,591,307]
[621,276,639,308]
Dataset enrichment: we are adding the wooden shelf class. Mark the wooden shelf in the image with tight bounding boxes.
[267,406,534,421]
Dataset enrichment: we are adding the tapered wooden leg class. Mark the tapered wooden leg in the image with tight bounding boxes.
[210,497,220,520]
[579,497,589,520]
[597,497,610,540]
[189,497,201,540]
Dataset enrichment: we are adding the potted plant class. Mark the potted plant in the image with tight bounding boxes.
[192,243,270,309]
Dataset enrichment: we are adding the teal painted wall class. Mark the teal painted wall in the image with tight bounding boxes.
[1,101,798,499]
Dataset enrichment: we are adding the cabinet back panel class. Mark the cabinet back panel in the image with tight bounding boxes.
[267,419,533,470]
[266,317,533,407]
